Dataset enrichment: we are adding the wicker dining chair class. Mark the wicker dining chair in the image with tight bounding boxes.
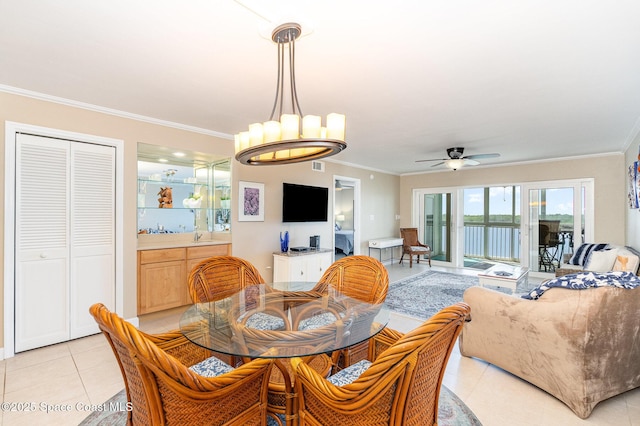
[89,303,273,426]
[188,256,329,425]
[399,227,432,268]
[290,303,471,426]
[188,255,269,365]
[313,255,389,370]
[188,255,266,303]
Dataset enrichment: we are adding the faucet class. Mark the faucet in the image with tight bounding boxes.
[194,226,202,242]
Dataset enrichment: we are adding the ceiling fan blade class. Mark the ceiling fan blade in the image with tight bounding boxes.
[464,153,500,160]
[431,161,445,167]
[415,158,447,163]
[463,159,480,166]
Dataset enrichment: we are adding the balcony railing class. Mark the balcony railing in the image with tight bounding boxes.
[426,223,575,267]
[464,224,521,261]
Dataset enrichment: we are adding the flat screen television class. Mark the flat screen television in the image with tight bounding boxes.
[282,183,329,222]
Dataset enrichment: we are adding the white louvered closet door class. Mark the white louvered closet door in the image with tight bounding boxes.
[70,142,115,339]
[15,134,115,352]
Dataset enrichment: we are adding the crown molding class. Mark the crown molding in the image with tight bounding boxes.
[0,84,233,140]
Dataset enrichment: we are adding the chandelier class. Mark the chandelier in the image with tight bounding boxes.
[234,23,346,165]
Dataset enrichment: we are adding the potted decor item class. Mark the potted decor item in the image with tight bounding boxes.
[220,195,231,209]
[280,231,289,252]
[182,192,202,208]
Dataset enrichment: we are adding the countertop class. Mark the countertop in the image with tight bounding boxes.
[273,248,332,257]
[137,233,231,251]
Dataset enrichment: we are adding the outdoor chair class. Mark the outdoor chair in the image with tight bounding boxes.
[89,303,273,426]
[399,227,432,268]
[539,220,563,272]
[290,303,470,425]
[313,255,389,370]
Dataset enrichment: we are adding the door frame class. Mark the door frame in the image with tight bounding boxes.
[332,175,361,257]
[520,178,594,277]
[413,187,459,267]
[4,121,124,358]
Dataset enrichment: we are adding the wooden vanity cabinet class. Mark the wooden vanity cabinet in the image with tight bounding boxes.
[137,244,231,314]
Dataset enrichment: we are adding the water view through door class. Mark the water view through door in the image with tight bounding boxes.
[418,192,452,263]
[415,181,591,271]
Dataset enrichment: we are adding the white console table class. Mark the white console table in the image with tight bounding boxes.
[368,238,404,263]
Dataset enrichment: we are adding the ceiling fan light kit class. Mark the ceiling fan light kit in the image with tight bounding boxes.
[234,22,346,166]
[416,147,500,170]
[445,158,465,170]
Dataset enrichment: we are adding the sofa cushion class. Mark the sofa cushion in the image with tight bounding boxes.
[585,248,618,272]
[568,243,609,266]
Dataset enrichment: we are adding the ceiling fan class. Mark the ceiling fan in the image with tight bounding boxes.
[415,147,500,170]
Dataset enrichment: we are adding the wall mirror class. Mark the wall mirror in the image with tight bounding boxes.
[137,143,231,235]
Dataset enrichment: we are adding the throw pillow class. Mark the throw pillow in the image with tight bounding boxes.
[569,243,609,266]
[613,256,629,272]
[613,253,640,273]
[585,249,618,272]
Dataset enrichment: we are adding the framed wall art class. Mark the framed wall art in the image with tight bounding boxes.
[628,162,639,209]
[238,181,265,221]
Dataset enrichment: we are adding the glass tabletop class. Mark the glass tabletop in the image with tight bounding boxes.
[179,282,389,358]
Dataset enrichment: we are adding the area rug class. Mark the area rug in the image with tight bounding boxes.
[385,271,479,320]
[80,385,482,425]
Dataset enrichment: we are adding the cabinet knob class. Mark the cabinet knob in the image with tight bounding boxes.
[300,271,304,276]
[40,253,47,259]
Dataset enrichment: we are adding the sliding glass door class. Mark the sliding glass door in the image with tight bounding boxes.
[522,180,592,273]
[412,179,592,272]
[414,190,453,263]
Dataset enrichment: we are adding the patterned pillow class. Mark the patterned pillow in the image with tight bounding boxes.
[568,243,609,266]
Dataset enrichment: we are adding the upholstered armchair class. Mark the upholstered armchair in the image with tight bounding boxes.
[399,227,432,268]
[459,285,640,418]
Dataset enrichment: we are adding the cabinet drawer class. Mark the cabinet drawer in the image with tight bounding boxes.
[139,248,186,264]
[187,244,230,259]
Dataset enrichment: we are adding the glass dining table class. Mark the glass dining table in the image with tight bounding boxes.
[179,282,389,425]
[179,281,389,359]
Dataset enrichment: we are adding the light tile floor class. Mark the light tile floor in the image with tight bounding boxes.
[0,262,638,425]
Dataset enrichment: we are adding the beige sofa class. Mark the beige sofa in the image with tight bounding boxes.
[459,285,640,418]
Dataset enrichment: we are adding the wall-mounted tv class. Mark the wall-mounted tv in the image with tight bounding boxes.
[282,183,329,222]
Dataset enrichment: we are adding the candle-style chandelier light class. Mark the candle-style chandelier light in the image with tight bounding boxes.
[234,23,346,165]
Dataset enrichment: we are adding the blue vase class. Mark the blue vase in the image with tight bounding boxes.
[280,231,289,252]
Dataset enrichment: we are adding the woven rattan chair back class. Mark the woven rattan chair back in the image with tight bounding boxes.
[313,255,389,369]
[399,228,432,268]
[315,255,389,304]
[90,303,273,426]
[292,303,470,426]
[188,255,265,303]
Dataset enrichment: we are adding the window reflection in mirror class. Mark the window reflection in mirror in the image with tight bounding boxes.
[137,143,231,235]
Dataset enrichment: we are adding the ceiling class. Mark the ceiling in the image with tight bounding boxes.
[2,0,640,175]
